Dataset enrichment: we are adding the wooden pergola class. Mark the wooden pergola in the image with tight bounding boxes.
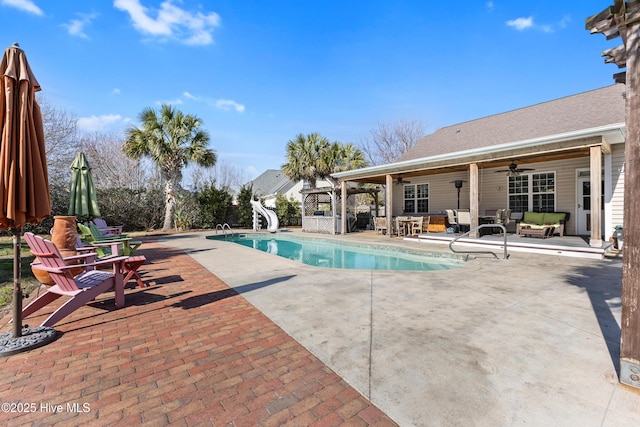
[300,185,381,234]
[586,0,640,390]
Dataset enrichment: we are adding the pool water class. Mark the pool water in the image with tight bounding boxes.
[207,233,464,271]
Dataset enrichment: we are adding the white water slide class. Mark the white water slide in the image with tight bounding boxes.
[250,200,279,233]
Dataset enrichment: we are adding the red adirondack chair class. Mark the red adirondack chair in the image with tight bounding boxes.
[22,232,129,327]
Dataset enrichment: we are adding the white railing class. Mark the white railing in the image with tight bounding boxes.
[449,224,509,260]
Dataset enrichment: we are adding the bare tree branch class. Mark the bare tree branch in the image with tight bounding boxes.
[81,131,157,190]
[360,119,426,165]
[188,160,248,193]
[39,96,82,182]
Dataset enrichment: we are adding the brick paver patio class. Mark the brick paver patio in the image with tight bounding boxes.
[0,238,396,426]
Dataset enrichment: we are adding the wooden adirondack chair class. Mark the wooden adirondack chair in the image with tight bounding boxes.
[22,232,129,327]
[88,223,142,256]
[75,235,148,288]
[80,223,142,256]
[88,222,127,239]
[92,218,123,236]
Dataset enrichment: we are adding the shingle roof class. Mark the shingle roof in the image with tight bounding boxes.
[401,84,626,162]
[248,169,295,196]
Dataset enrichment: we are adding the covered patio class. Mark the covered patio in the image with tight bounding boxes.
[331,85,626,254]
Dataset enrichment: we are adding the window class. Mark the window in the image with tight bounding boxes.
[531,172,555,212]
[403,184,429,213]
[508,175,528,212]
[508,172,555,212]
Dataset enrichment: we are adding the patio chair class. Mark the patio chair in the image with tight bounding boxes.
[84,223,142,256]
[445,209,459,233]
[374,217,387,235]
[75,235,122,259]
[456,210,471,233]
[411,216,424,235]
[77,223,123,258]
[92,218,123,236]
[75,236,147,288]
[395,216,411,237]
[421,215,430,233]
[502,209,512,225]
[22,232,129,327]
[88,222,127,239]
[494,209,504,224]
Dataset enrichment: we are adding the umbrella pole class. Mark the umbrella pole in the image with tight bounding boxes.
[12,228,22,339]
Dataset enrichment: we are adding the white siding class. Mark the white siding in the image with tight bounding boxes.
[389,156,608,235]
[611,143,625,228]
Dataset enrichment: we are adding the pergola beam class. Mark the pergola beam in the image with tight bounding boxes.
[587,0,640,391]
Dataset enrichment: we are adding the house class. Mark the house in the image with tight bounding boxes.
[332,84,626,248]
[247,170,298,208]
[247,169,332,208]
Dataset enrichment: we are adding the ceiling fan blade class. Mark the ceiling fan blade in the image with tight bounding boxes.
[495,161,534,174]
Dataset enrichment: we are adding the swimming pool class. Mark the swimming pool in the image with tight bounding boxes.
[207,233,464,271]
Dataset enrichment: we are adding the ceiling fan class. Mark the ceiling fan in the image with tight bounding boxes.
[395,176,411,185]
[495,161,534,176]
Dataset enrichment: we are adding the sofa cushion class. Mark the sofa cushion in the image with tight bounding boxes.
[520,223,547,230]
[542,212,566,225]
[523,212,545,224]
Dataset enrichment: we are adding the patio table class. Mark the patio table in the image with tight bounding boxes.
[519,226,554,238]
[396,217,423,236]
[124,255,147,288]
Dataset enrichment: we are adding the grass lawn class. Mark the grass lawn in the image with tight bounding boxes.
[0,236,41,321]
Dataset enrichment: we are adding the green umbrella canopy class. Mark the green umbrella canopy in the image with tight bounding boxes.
[68,152,100,217]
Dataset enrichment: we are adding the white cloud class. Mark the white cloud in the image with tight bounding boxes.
[506,15,571,34]
[540,24,553,34]
[78,114,128,132]
[1,0,43,15]
[113,0,220,46]
[216,99,245,113]
[112,88,121,95]
[182,91,245,113]
[155,98,183,106]
[485,1,494,10]
[62,13,98,39]
[506,16,533,31]
[558,15,571,29]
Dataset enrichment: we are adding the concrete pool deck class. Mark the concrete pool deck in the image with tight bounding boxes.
[160,229,640,426]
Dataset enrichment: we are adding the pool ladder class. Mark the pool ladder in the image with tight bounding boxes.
[215,223,232,238]
[448,224,509,260]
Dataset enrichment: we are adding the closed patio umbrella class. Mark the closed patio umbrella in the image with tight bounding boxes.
[0,43,52,342]
[68,152,100,218]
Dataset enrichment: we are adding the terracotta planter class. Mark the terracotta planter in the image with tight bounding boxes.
[31,216,83,284]
[51,216,79,256]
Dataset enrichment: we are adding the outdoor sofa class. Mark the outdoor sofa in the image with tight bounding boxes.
[516,211,570,237]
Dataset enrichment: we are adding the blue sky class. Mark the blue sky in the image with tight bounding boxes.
[1,0,621,180]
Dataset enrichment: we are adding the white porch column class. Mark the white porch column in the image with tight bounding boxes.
[386,174,393,239]
[604,152,613,242]
[590,145,603,247]
[469,163,479,238]
[341,180,347,235]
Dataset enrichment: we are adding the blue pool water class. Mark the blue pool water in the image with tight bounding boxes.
[207,233,464,271]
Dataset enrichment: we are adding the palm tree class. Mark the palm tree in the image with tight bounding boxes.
[283,134,368,188]
[324,142,367,185]
[282,133,331,189]
[123,104,217,230]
